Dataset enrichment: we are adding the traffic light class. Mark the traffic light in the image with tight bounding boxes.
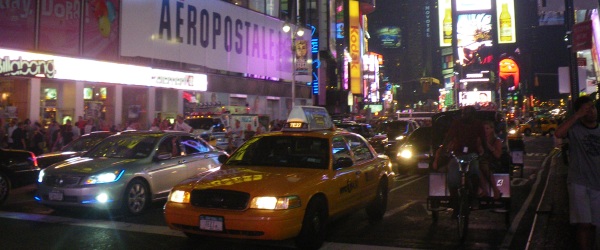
[420,78,430,93]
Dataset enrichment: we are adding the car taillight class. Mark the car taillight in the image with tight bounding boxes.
[29,152,38,167]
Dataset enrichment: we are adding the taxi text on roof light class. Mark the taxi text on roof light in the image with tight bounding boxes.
[282,106,334,132]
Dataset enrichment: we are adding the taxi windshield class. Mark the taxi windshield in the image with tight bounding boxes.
[225,136,330,170]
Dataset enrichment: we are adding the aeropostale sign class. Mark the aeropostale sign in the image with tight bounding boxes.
[120,0,311,83]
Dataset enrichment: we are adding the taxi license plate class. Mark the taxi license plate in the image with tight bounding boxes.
[418,162,429,169]
[49,191,63,201]
[199,216,224,232]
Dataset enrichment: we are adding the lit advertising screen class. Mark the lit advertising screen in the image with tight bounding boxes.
[459,91,492,106]
[456,13,493,74]
[456,0,491,11]
[438,0,453,47]
[497,0,516,44]
[376,27,401,48]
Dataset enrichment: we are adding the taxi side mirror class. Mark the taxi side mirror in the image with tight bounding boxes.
[334,157,353,169]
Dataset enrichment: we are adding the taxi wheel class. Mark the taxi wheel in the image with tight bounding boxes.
[524,129,532,136]
[296,197,327,249]
[366,180,388,222]
[121,179,149,216]
[0,172,10,205]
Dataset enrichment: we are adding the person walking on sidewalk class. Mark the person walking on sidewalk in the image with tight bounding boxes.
[555,95,600,250]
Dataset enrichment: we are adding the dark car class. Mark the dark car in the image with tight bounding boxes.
[0,148,40,205]
[36,131,115,169]
[393,126,433,174]
[335,122,388,153]
[377,120,420,156]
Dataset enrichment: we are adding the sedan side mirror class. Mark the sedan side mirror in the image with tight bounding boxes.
[218,154,229,164]
[155,152,172,161]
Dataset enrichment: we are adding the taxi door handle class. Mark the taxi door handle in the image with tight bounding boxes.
[355,171,362,176]
[178,160,187,164]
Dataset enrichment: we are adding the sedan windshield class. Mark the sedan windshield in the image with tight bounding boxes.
[62,134,110,152]
[84,135,158,159]
[226,136,330,170]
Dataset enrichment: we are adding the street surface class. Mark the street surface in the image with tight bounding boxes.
[0,136,557,249]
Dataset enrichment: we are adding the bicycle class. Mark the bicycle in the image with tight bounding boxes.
[448,151,478,243]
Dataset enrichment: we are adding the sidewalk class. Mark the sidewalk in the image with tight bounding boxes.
[526,147,576,249]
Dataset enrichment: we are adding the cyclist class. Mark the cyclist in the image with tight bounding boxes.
[433,106,485,213]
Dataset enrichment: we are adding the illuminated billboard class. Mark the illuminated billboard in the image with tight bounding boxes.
[456,13,493,74]
[456,0,491,11]
[496,0,516,44]
[376,27,401,48]
[438,0,453,47]
[459,90,492,106]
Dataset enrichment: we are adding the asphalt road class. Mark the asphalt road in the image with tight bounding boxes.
[0,136,557,249]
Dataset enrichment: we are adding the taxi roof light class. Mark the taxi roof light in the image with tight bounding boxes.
[282,106,335,132]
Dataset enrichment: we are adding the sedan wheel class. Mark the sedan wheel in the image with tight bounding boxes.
[0,173,10,205]
[122,179,149,215]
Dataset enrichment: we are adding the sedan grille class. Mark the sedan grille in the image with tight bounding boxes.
[44,175,82,187]
[190,189,250,210]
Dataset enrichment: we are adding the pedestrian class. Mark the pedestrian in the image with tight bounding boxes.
[0,118,5,149]
[160,119,171,131]
[478,120,502,200]
[173,115,192,133]
[7,119,17,149]
[84,118,95,134]
[31,126,45,155]
[555,95,600,250]
[149,120,160,131]
[11,122,27,150]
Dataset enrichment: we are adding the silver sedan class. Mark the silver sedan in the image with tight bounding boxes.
[35,131,226,215]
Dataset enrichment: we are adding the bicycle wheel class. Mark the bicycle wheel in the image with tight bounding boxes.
[457,188,470,243]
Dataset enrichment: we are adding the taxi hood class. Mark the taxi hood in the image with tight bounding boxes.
[183,167,324,194]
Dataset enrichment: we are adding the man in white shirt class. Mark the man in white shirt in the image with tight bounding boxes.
[173,115,192,133]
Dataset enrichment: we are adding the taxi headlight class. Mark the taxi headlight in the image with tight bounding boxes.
[250,196,301,210]
[508,129,517,135]
[38,169,45,183]
[168,190,191,203]
[84,170,124,185]
[398,149,413,159]
[395,135,405,141]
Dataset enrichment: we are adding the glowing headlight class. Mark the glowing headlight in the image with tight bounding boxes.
[250,196,301,210]
[38,169,45,183]
[168,190,190,203]
[508,129,517,135]
[84,170,124,185]
[398,149,413,159]
[395,135,405,141]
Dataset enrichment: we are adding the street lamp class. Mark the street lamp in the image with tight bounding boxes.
[282,23,305,108]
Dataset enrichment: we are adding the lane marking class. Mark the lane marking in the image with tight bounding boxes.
[0,211,413,250]
[500,149,557,249]
[391,175,427,192]
[0,211,186,237]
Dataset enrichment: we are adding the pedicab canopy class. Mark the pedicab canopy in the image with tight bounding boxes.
[283,106,335,132]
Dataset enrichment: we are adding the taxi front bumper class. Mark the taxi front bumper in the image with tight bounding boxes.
[164,202,305,240]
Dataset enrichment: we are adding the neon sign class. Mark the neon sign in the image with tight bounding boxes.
[0,56,56,78]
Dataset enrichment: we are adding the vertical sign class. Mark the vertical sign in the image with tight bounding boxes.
[438,0,453,47]
[496,0,516,44]
[349,0,361,95]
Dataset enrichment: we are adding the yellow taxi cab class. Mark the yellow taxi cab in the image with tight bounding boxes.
[164,106,395,249]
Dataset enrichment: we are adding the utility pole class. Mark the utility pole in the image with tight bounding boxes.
[565,0,580,103]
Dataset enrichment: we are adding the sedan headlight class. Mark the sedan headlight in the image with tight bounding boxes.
[168,190,191,203]
[395,135,405,141]
[84,170,125,185]
[398,148,413,159]
[250,195,301,210]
